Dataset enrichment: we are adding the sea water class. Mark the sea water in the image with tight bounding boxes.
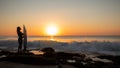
[0,36,120,55]
[0,36,120,42]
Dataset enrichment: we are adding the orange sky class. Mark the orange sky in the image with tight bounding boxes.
[0,0,120,36]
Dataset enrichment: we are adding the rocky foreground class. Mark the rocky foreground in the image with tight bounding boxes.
[0,47,120,68]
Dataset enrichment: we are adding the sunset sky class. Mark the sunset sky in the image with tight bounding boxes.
[0,0,120,36]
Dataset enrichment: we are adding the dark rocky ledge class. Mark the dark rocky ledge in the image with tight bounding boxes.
[0,48,120,68]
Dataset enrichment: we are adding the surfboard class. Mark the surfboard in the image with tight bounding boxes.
[23,25,27,51]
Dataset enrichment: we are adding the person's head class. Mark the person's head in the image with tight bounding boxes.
[17,26,21,31]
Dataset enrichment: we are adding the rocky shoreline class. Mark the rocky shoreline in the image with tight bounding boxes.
[0,48,120,68]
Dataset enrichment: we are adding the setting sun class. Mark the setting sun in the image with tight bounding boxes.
[46,24,58,36]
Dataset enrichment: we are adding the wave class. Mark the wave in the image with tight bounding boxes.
[0,40,120,55]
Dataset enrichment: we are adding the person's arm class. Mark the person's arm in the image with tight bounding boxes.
[20,31,24,38]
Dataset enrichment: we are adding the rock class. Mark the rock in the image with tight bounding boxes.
[41,47,55,57]
[41,47,55,53]
[97,55,120,64]
[56,52,86,63]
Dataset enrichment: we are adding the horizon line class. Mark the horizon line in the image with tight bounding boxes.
[0,35,120,37]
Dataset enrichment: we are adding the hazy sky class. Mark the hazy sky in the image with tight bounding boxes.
[0,0,120,36]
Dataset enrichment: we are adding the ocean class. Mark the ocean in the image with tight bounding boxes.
[0,36,120,55]
[0,36,120,42]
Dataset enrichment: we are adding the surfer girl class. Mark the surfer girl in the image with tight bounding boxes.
[17,26,24,53]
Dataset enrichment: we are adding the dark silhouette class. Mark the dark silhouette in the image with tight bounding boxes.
[23,25,27,52]
[17,26,24,53]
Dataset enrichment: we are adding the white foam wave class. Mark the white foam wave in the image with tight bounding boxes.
[0,40,120,55]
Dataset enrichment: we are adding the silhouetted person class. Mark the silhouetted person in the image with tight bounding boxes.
[17,26,24,53]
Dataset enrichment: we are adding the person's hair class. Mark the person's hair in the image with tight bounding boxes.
[17,26,21,31]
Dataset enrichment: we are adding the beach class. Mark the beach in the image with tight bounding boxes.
[0,49,120,68]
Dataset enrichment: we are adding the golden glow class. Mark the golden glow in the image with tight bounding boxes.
[46,24,58,36]
[30,50,44,55]
[0,1,120,36]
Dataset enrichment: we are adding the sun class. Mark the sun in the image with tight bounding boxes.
[46,24,58,36]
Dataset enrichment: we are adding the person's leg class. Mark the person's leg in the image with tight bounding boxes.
[18,38,22,53]
[18,45,21,53]
[18,39,20,53]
